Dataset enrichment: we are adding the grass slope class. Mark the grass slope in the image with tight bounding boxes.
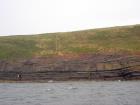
[0,24,140,60]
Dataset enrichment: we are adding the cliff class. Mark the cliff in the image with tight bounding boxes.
[0,25,140,81]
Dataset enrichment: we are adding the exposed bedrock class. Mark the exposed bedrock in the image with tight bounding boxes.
[0,54,140,81]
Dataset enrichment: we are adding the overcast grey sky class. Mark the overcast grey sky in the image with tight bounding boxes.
[0,0,140,36]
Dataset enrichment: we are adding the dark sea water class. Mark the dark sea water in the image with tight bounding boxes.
[0,81,140,105]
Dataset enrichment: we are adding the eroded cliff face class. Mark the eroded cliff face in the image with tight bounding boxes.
[0,54,139,72]
[0,54,140,81]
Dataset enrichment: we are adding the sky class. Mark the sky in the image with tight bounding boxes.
[0,0,140,36]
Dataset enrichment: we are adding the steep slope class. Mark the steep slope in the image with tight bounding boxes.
[0,24,140,60]
[0,25,140,81]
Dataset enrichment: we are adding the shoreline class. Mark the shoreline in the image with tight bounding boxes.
[0,78,140,83]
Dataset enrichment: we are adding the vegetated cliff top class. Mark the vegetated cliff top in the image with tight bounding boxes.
[0,24,140,60]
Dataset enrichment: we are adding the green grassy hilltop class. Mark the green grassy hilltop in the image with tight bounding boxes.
[0,24,140,60]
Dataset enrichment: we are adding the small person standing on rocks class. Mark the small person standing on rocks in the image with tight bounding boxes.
[17,73,22,80]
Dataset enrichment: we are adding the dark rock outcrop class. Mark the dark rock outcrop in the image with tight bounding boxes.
[0,54,140,81]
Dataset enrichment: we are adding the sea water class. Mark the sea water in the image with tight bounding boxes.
[0,81,140,105]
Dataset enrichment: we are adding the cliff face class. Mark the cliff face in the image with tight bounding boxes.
[0,54,140,81]
[0,25,140,81]
[0,54,138,72]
